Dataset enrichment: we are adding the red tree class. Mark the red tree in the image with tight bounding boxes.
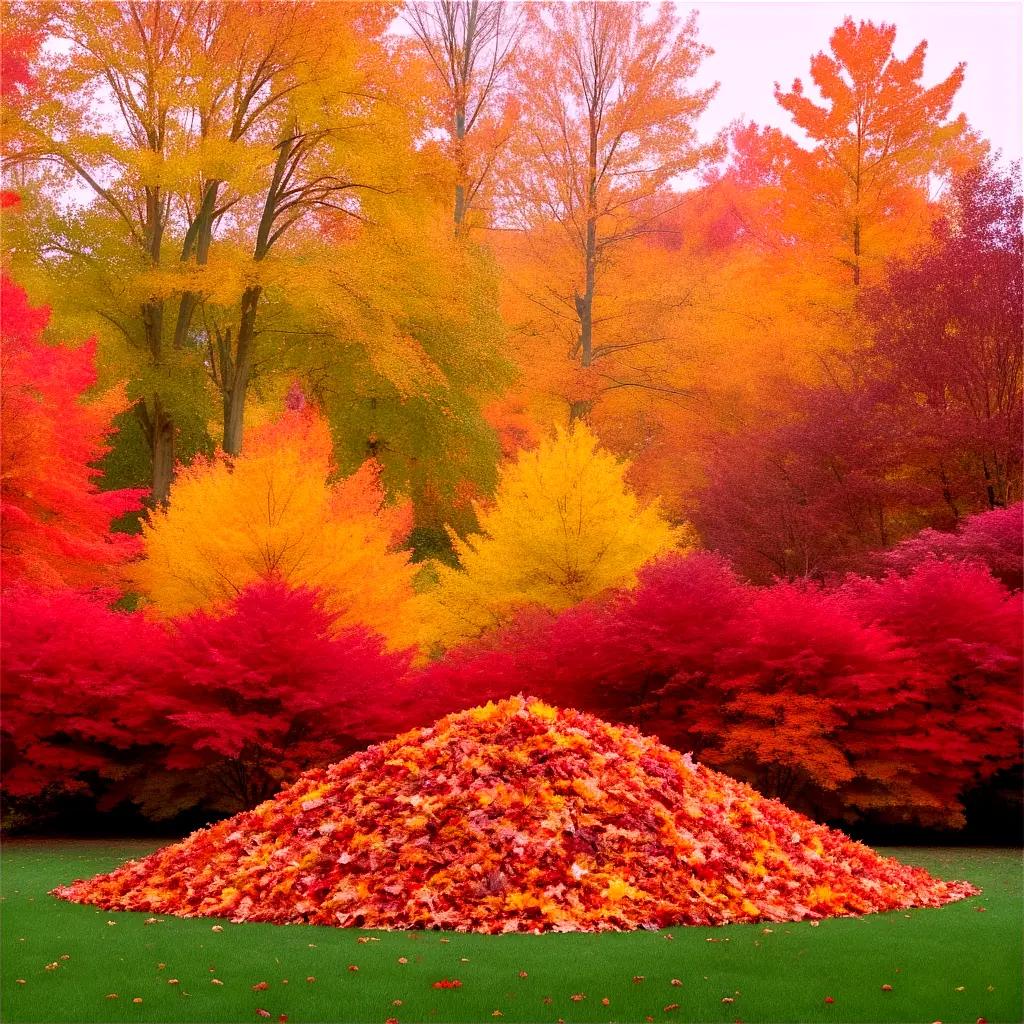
[861,157,1023,515]
[150,582,413,811]
[1,278,146,592]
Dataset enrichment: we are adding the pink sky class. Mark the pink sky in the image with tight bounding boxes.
[686,2,1022,163]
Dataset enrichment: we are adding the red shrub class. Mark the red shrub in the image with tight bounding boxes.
[880,502,1023,590]
[0,588,167,801]
[152,581,413,810]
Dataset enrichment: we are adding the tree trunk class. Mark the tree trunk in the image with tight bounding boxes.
[852,216,861,286]
[173,180,221,348]
[136,395,175,505]
[221,286,260,456]
[453,97,467,231]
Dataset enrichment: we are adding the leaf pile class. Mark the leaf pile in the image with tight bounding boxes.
[53,697,977,932]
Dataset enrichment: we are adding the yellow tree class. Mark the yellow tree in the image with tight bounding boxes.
[505,0,718,424]
[428,424,685,646]
[132,402,420,650]
[775,17,971,287]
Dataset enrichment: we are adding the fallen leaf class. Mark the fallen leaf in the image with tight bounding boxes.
[132,998,143,1004]
[212,979,224,986]
[253,982,269,991]
[256,1011,271,1020]
[212,925,224,932]
[601,998,610,1006]
[664,1003,680,1012]
[518,971,528,978]
[398,957,409,965]
[105,993,118,999]
[824,996,834,1004]
[881,984,893,992]
[722,997,734,1004]
[671,979,682,986]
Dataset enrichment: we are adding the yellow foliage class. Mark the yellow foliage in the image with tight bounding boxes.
[428,425,685,646]
[132,406,420,650]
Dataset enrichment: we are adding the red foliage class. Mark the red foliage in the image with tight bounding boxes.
[408,552,1022,827]
[839,561,1023,825]
[0,588,167,801]
[152,582,413,809]
[880,501,1022,590]
[1,277,146,592]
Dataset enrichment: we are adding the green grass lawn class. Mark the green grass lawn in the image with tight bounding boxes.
[1,840,1020,1024]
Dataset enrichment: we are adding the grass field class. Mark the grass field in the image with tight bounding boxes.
[1,840,1020,1024]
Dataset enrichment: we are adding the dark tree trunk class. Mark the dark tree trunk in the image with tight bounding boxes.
[135,395,175,505]
[221,286,260,457]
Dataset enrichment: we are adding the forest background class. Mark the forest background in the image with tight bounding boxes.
[1,1,1021,840]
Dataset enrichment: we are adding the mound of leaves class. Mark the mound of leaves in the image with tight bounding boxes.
[53,697,977,932]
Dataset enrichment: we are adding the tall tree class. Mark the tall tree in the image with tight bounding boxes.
[775,17,970,287]
[2,1,403,495]
[405,0,524,232]
[505,1,718,424]
[861,157,1022,513]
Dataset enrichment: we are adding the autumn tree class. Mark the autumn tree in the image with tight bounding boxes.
[775,17,971,288]
[405,0,524,232]
[132,402,421,649]
[504,0,718,424]
[861,157,1022,513]
[2,2,410,495]
[428,424,684,645]
[0,277,145,591]
[149,582,412,812]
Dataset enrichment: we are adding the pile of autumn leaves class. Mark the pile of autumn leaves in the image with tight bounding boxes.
[55,698,977,932]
